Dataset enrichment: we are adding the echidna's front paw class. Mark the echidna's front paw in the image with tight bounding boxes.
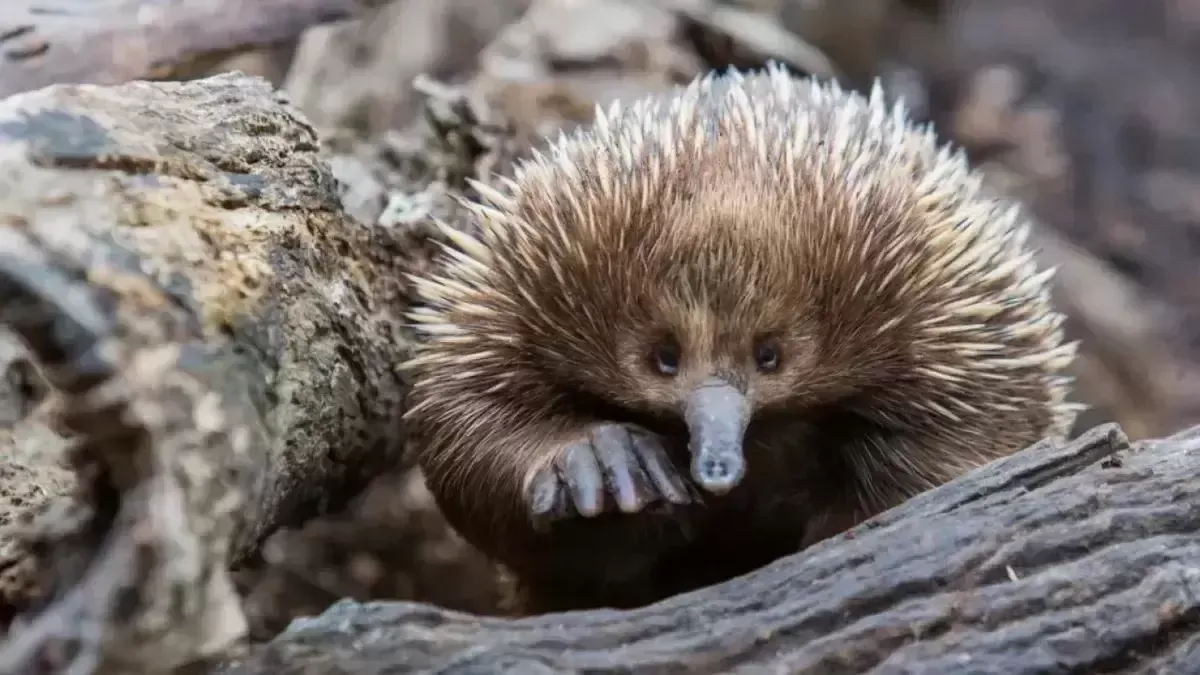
[526,423,697,528]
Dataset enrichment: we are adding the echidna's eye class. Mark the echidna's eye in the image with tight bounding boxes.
[651,341,681,376]
[754,341,781,373]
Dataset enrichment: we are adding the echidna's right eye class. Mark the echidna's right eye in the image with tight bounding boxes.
[651,341,681,376]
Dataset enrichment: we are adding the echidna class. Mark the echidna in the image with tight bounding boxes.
[402,64,1081,615]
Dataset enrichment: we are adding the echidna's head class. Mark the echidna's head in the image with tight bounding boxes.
[593,241,828,494]
[407,65,1078,499]
[413,175,829,494]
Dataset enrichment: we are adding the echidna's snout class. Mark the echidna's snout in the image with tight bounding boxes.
[683,377,750,494]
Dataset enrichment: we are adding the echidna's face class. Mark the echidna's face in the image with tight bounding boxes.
[601,282,826,495]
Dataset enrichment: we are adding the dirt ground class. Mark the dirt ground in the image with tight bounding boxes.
[7,0,1200,647]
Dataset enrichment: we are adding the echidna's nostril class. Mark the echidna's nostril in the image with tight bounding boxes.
[701,456,728,479]
[693,451,744,494]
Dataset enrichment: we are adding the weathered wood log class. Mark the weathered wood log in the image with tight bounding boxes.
[213,423,1200,674]
[0,72,413,673]
[0,0,365,99]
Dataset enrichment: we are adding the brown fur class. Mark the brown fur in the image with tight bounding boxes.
[403,65,1080,615]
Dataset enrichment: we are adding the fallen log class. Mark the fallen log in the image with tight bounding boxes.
[0,0,365,99]
[0,72,414,673]
[214,423,1200,674]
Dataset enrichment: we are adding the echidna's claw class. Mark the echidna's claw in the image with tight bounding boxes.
[527,422,695,530]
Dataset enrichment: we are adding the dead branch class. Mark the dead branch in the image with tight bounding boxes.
[0,0,366,99]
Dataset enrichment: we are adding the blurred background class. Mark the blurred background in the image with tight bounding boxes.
[6,0,1198,644]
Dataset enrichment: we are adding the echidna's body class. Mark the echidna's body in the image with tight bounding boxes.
[404,64,1080,615]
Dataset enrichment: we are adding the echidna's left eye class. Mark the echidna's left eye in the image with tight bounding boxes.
[754,341,781,373]
[651,340,681,376]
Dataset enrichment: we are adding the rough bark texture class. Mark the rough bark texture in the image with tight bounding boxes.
[0,0,363,99]
[213,423,1200,674]
[0,72,414,673]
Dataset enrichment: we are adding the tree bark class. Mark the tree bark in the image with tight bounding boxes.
[0,0,364,99]
[0,72,414,673]
[213,423,1200,674]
